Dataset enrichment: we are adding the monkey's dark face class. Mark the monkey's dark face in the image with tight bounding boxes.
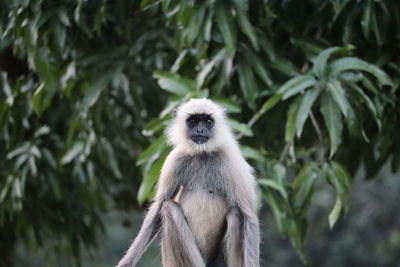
[186,114,214,144]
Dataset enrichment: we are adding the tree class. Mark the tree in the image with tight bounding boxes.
[0,0,399,265]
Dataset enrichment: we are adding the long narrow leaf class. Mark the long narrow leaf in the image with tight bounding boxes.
[328,196,342,228]
[320,94,343,158]
[154,71,195,95]
[285,98,301,143]
[296,87,320,138]
[327,79,350,118]
[329,57,393,87]
[280,76,317,100]
[349,84,381,130]
[227,118,254,137]
[216,3,237,56]
[238,64,258,109]
[235,8,259,50]
[313,45,354,79]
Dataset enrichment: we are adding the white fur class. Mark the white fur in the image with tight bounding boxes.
[167,98,257,208]
[116,98,260,267]
[167,98,234,153]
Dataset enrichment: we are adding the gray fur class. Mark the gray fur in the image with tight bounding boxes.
[116,149,260,267]
[173,151,232,199]
[116,101,260,267]
[173,151,230,263]
[242,212,260,267]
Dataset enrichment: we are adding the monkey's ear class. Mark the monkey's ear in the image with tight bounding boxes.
[172,108,178,119]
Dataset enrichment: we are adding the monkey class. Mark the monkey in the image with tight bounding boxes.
[116,98,260,267]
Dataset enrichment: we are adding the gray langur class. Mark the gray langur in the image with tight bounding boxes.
[116,98,260,267]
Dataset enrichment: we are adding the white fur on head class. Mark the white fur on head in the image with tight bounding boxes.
[167,98,236,153]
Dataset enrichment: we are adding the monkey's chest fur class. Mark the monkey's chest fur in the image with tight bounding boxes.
[173,151,231,262]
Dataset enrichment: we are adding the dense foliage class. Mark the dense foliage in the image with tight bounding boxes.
[1,0,399,265]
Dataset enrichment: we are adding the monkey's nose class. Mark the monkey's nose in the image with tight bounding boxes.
[197,128,203,133]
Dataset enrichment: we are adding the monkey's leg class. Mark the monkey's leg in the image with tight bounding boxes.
[116,202,162,267]
[161,201,206,267]
[222,207,242,267]
[222,206,260,267]
[240,207,260,267]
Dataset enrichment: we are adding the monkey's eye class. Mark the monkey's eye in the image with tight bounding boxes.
[206,119,213,124]
[189,118,196,123]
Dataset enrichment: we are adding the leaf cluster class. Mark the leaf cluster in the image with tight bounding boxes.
[1,0,400,265]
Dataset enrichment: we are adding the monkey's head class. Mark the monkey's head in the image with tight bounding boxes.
[167,98,233,153]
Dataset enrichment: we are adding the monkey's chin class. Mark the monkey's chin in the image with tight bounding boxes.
[191,136,209,144]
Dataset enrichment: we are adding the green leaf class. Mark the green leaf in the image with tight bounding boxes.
[227,118,253,137]
[313,45,354,79]
[102,140,123,179]
[137,153,167,204]
[196,49,225,89]
[137,136,168,166]
[328,196,342,229]
[290,36,324,59]
[329,57,393,87]
[186,6,206,45]
[154,71,195,95]
[293,163,316,189]
[241,44,272,86]
[361,0,373,38]
[331,161,351,191]
[277,75,317,100]
[345,104,363,139]
[237,63,258,109]
[296,87,320,138]
[203,8,214,42]
[61,142,84,165]
[213,97,241,113]
[267,59,298,77]
[259,179,288,200]
[273,164,286,185]
[285,98,301,143]
[292,163,317,216]
[216,3,237,56]
[277,75,309,94]
[83,79,108,108]
[83,64,124,108]
[327,79,350,117]
[240,145,265,162]
[284,79,317,100]
[320,93,343,158]
[7,143,30,160]
[189,89,209,98]
[142,116,171,137]
[235,7,259,50]
[32,83,45,115]
[259,93,282,114]
[262,193,285,232]
[370,5,383,47]
[349,84,381,130]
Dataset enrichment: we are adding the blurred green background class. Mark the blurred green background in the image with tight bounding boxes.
[1,0,399,266]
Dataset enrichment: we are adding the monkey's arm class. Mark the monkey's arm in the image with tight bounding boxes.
[240,206,260,267]
[116,150,182,267]
[116,201,162,267]
[228,160,260,267]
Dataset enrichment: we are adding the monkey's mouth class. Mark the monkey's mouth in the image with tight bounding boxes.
[191,136,209,144]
